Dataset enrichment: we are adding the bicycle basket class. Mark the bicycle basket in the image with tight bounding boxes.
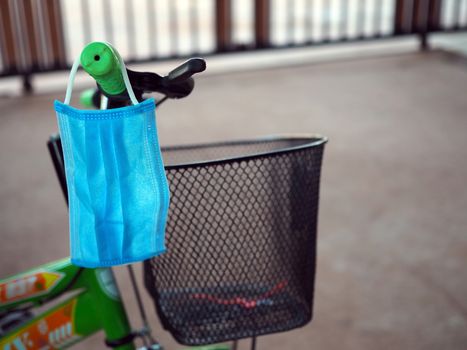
[144,135,327,345]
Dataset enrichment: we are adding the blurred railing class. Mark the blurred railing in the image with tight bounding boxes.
[1,0,466,91]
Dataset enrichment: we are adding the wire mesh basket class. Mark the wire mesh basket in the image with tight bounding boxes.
[144,135,327,345]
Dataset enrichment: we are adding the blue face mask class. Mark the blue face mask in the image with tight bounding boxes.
[55,55,170,268]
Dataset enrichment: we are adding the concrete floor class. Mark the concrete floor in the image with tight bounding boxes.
[1,50,467,349]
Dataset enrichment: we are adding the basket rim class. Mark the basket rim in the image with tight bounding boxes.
[162,134,328,170]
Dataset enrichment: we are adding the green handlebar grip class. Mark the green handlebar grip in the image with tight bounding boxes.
[80,42,126,96]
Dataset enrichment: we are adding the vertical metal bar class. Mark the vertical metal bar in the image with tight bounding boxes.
[189,1,200,53]
[126,0,136,58]
[33,1,50,69]
[340,0,349,39]
[216,0,232,51]
[169,0,179,56]
[321,0,330,41]
[428,0,441,31]
[394,0,405,34]
[104,0,114,44]
[147,0,157,57]
[127,265,157,345]
[37,0,50,69]
[80,0,91,45]
[414,0,430,49]
[287,0,296,44]
[16,0,34,93]
[0,17,5,72]
[45,0,67,68]
[10,0,30,71]
[305,0,313,42]
[407,0,415,33]
[232,340,239,350]
[412,0,421,31]
[293,0,299,43]
[23,0,39,70]
[54,0,67,66]
[357,0,367,37]
[254,0,269,48]
[251,336,257,350]
[453,0,462,29]
[40,0,54,67]
[22,74,33,93]
[373,0,383,36]
[413,0,431,33]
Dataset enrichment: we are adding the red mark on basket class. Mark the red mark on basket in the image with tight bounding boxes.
[191,280,288,309]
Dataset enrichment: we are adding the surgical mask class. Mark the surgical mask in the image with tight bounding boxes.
[54,54,170,268]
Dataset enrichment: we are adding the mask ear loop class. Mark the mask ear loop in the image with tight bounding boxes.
[63,50,139,106]
[117,52,139,105]
[64,56,81,105]
[100,95,109,110]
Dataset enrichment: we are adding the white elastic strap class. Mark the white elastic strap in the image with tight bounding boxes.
[117,53,139,105]
[64,56,81,105]
[63,49,139,106]
[100,95,109,110]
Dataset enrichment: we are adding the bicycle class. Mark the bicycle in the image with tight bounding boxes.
[0,42,327,350]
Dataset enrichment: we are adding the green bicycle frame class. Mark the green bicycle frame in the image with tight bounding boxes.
[0,258,134,350]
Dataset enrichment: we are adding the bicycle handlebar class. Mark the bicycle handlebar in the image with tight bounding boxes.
[80,42,206,105]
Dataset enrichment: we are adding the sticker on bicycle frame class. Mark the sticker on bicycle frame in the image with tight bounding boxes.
[95,268,121,301]
[0,271,65,306]
[0,298,81,350]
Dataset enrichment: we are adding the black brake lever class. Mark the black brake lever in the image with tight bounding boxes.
[127,70,194,99]
[129,57,206,99]
[167,58,206,84]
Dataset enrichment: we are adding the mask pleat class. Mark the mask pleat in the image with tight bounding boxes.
[70,118,100,263]
[146,110,168,253]
[119,113,154,260]
[99,119,124,263]
[116,118,133,260]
